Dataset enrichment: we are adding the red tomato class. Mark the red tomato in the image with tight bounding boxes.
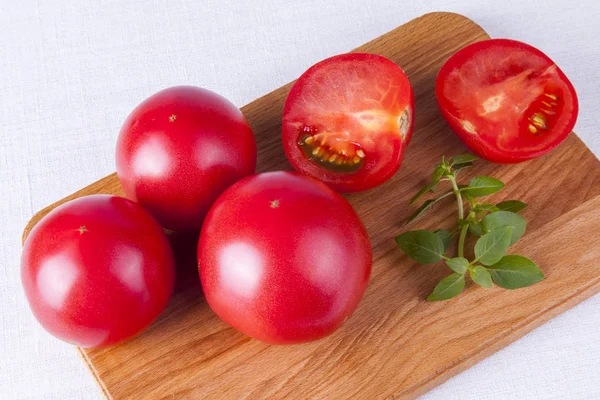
[436,39,578,163]
[116,86,257,231]
[21,195,175,348]
[198,171,372,344]
[282,53,414,192]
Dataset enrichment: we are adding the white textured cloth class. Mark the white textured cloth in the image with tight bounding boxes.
[1,1,599,399]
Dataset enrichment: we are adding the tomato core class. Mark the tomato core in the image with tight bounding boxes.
[297,126,366,173]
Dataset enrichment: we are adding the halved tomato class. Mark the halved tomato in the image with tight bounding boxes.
[282,53,414,192]
[436,39,578,163]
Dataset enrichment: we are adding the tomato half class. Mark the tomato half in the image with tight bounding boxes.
[21,195,175,348]
[198,171,372,344]
[436,39,578,163]
[282,53,414,192]
[116,86,256,231]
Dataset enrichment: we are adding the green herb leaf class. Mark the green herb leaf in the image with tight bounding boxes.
[446,257,469,274]
[469,221,484,236]
[473,202,498,212]
[487,255,544,289]
[431,164,445,182]
[482,211,526,245]
[496,200,527,213]
[434,229,452,251]
[451,154,478,165]
[453,163,473,175]
[469,265,493,288]
[406,191,453,224]
[461,176,505,197]
[458,184,475,201]
[474,226,513,266]
[454,161,473,169]
[409,181,437,205]
[427,273,465,301]
[395,230,445,264]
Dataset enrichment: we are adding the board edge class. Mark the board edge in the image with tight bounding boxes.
[407,272,600,399]
[78,347,112,400]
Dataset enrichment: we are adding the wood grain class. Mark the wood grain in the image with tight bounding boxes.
[22,12,600,400]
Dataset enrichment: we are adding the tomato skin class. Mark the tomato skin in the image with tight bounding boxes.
[283,53,414,192]
[21,195,175,348]
[436,39,578,163]
[116,86,256,231]
[198,171,372,344]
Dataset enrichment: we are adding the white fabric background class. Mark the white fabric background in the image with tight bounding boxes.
[1,1,599,399]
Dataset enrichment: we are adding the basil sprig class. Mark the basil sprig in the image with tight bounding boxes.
[395,154,544,301]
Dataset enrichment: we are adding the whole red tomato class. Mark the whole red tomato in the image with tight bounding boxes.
[21,195,175,348]
[198,171,372,344]
[436,39,578,163]
[116,86,256,231]
[282,53,414,192]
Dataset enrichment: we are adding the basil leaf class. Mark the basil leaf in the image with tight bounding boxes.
[469,221,484,236]
[395,230,445,264]
[458,184,474,201]
[496,200,527,213]
[474,202,498,212]
[451,154,478,165]
[434,229,452,251]
[461,176,505,197]
[427,273,465,301]
[470,265,493,288]
[406,191,453,224]
[454,162,473,172]
[409,181,437,205]
[487,255,544,289]
[431,164,445,182]
[482,211,526,245]
[446,257,469,274]
[474,226,512,266]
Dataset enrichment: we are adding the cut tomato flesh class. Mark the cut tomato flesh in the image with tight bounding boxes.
[436,39,578,163]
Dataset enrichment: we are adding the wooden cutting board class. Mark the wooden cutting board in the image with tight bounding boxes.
[22,12,600,400]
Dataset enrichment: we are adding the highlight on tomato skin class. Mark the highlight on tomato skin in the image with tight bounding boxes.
[436,39,578,163]
[282,52,415,192]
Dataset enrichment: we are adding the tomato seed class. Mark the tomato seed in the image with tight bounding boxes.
[528,124,538,134]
